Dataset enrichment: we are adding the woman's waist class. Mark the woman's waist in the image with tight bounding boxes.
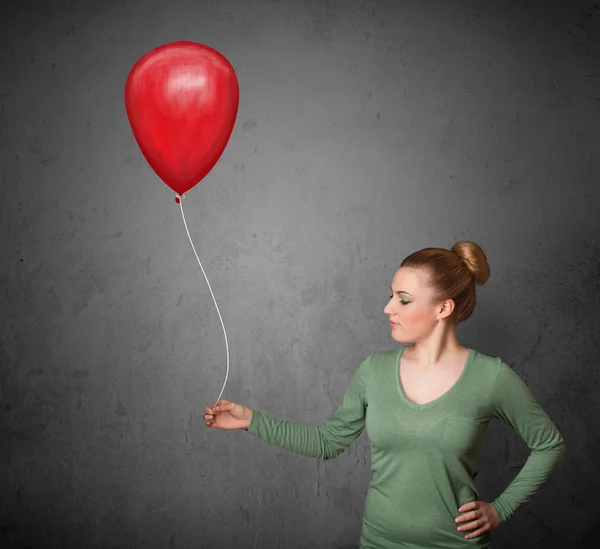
[363,484,486,547]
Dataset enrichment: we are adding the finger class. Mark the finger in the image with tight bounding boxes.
[458,501,479,513]
[464,525,489,539]
[214,402,232,411]
[457,519,482,532]
[455,510,477,523]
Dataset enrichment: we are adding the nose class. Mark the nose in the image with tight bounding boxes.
[384,302,397,321]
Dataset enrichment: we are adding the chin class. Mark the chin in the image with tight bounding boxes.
[391,329,415,342]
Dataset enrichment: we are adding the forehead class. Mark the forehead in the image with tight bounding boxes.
[392,267,430,292]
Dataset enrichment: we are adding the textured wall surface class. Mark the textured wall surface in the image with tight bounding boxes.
[1,0,599,547]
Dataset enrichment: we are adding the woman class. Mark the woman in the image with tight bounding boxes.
[203,241,565,548]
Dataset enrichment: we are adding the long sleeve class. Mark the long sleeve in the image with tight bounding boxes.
[246,353,371,460]
[490,361,565,523]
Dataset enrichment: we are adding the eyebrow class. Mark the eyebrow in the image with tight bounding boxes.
[390,286,413,296]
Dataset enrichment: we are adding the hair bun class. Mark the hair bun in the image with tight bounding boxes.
[450,241,491,286]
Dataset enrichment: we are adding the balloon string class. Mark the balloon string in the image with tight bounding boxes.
[176,193,229,409]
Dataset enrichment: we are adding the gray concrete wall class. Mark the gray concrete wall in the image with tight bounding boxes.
[1,0,598,547]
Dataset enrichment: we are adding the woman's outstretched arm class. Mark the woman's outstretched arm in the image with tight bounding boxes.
[244,353,372,460]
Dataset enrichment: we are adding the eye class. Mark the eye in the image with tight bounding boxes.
[389,295,409,305]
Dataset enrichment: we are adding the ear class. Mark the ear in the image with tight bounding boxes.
[440,298,456,316]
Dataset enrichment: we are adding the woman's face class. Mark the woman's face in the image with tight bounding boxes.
[384,267,451,343]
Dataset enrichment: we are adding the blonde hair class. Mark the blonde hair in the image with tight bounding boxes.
[399,241,490,323]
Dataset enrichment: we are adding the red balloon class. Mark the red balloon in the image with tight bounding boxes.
[125,41,239,197]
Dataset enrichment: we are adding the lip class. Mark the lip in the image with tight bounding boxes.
[390,321,399,326]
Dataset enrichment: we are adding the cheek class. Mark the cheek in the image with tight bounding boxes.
[402,308,428,324]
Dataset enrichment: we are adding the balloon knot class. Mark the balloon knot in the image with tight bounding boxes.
[175,194,185,203]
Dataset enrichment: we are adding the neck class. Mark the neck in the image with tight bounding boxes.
[403,323,465,366]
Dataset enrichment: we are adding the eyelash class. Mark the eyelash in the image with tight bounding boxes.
[389,295,409,305]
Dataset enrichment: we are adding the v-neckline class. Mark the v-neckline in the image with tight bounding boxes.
[396,346,473,410]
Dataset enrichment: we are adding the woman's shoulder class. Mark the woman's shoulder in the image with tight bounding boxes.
[468,349,535,398]
[470,348,525,377]
[470,347,504,369]
[368,347,400,364]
